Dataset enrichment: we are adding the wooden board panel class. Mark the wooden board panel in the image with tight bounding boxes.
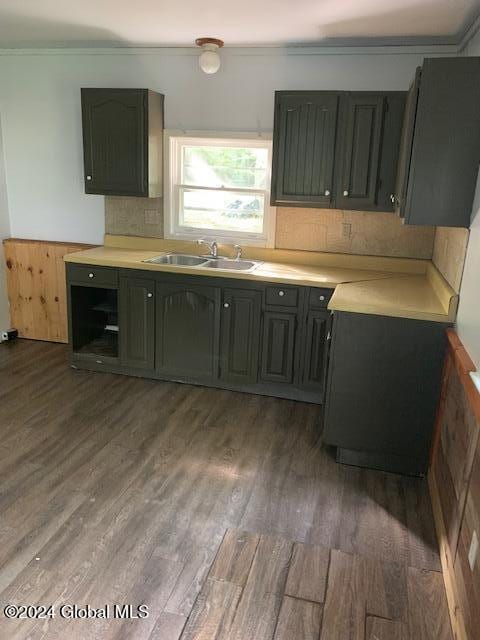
[429,329,479,640]
[3,238,94,343]
[454,435,480,640]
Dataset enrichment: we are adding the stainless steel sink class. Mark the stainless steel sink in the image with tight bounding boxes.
[143,253,261,273]
[203,259,258,271]
[143,254,209,266]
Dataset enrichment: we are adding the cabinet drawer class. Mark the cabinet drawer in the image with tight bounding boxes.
[265,286,298,308]
[68,264,118,287]
[308,288,332,309]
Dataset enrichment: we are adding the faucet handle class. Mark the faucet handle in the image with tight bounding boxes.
[234,244,243,260]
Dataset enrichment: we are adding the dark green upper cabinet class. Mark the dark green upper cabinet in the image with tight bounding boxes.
[271,92,340,207]
[271,90,405,212]
[396,57,480,228]
[336,93,405,211]
[81,88,164,197]
[220,289,262,384]
[155,281,221,381]
[119,276,155,371]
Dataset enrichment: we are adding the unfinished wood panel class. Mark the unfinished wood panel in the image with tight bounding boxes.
[454,435,480,640]
[273,596,322,640]
[284,542,329,603]
[209,529,259,587]
[3,238,94,343]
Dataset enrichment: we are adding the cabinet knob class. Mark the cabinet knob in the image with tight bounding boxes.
[319,295,325,301]
[343,190,349,197]
[390,193,395,204]
[324,189,330,197]
[223,302,230,308]
[88,272,94,278]
[86,175,92,181]
[278,290,285,297]
[147,292,153,298]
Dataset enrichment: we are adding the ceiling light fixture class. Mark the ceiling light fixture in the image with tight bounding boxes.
[195,37,224,75]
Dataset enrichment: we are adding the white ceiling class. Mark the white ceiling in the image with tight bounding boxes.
[0,0,478,48]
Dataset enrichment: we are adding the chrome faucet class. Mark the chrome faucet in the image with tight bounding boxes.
[197,239,218,258]
[234,244,243,260]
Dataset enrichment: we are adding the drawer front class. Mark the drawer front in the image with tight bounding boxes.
[265,286,299,308]
[308,288,332,309]
[68,264,118,287]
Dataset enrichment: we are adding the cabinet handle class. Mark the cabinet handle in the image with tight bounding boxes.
[278,290,285,297]
[88,272,94,278]
[223,302,230,308]
[147,292,153,298]
[343,190,349,197]
[86,175,92,181]
[319,295,325,301]
[324,189,330,197]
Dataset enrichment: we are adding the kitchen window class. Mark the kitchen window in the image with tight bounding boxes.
[165,133,275,246]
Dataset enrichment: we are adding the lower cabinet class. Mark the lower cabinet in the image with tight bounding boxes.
[220,289,262,384]
[260,312,296,384]
[155,281,221,380]
[301,310,331,391]
[119,276,155,370]
[68,265,333,403]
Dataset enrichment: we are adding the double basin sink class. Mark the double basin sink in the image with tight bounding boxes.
[143,253,261,273]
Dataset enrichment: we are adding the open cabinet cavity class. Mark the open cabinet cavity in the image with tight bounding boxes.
[71,286,119,360]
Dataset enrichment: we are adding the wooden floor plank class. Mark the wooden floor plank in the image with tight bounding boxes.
[209,529,260,587]
[180,578,242,640]
[273,596,322,640]
[0,340,450,640]
[406,566,453,640]
[284,542,330,603]
[366,616,407,640]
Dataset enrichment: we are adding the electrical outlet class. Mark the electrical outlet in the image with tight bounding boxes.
[342,222,352,239]
[144,210,160,225]
[468,530,478,571]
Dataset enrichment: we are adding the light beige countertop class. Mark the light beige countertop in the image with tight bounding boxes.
[64,235,458,323]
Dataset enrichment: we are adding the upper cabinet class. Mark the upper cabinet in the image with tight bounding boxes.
[271,92,340,208]
[81,88,164,198]
[395,57,480,228]
[271,90,405,212]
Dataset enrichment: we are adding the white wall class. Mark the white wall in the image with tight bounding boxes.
[456,29,480,368]
[0,47,432,245]
[0,115,11,332]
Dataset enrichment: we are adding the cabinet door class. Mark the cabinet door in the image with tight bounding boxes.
[81,88,147,196]
[119,277,155,370]
[220,289,262,384]
[301,311,331,393]
[260,312,296,384]
[272,92,340,207]
[395,69,421,217]
[156,282,221,380]
[336,94,385,210]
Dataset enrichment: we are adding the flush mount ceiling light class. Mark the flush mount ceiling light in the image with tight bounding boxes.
[195,37,224,75]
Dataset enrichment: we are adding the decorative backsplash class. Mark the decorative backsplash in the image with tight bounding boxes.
[275,207,435,259]
[104,198,468,292]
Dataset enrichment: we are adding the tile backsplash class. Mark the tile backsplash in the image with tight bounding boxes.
[105,196,164,238]
[432,226,469,293]
[275,207,435,259]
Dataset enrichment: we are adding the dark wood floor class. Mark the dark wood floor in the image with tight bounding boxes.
[0,340,452,639]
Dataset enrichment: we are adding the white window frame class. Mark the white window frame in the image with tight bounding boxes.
[164,131,276,247]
